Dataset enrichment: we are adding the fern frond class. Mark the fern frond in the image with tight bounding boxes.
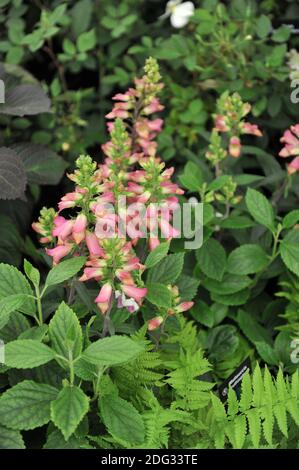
[207,365,299,449]
[111,328,164,399]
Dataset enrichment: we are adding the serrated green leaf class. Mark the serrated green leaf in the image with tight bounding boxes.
[0,263,35,317]
[0,425,25,449]
[282,210,299,229]
[100,395,145,445]
[227,244,269,275]
[5,339,56,369]
[245,188,275,232]
[49,302,82,361]
[45,257,86,288]
[147,253,184,284]
[146,282,172,308]
[51,385,89,440]
[0,380,58,430]
[196,238,226,281]
[145,241,170,268]
[24,259,40,287]
[280,238,299,276]
[0,294,28,330]
[82,336,143,367]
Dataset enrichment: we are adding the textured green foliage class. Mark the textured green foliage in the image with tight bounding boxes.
[51,385,89,440]
[0,425,25,449]
[111,329,163,399]
[82,336,144,367]
[45,257,86,288]
[100,395,145,445]
[207,365,299,448]
[0,380,58,430]
[49,302,82,361]
[0,264,35,316]
[4,339,56,369]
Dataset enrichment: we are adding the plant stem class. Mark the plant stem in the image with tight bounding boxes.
[35,287,43,326]
[101,295,114,338]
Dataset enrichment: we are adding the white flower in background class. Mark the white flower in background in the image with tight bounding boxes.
[161,1,195,29]
[287,49,299,80]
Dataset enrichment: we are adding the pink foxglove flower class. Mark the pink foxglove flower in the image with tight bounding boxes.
[279,125,299,174]
[229,136,241,158]
[46,244,73,265]
[95,283,113,315]
[122,285,147,304]
[148,316,164,331]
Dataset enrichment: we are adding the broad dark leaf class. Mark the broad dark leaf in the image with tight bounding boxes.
[0,84,51,116]
[0,147,26,199]
[13,143,67,185]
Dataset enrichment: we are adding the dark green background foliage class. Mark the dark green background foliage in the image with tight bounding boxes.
[0,0,299,450]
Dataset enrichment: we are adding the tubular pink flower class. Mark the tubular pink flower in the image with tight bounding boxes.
[58,192,81,212]
[52,218,74,241]
[229,136,241,158]
[148,316,163,331]
[288,156,299,174]
[85,231,105,258]
[149,237,160,251]
[214,114,229,132]
[79,267,103,282]
[176,301,194,313]
[241,122,262,137]
[143,98,164,115]
[95,283,113,315]
[116,270,134,286]
[46,244,73,265]
[73,213,87,244]
[159,218,180,239]
[122,285,147,304]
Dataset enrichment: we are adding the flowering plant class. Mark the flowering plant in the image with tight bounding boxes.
[33,59,193,332]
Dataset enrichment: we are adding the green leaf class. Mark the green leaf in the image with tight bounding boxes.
[245,188,275,232]
[207,325,239,360]
[13,143,67,186]
[196,238,226,281]
[176,274,200,301]
[179,161,203,191]
[256,15,272,39]
[51,385,89,440]
[0,380,58,430]
[227,244,269,275]
[5,339,56,369]
[280,230,299,276]
[272,25,292,43]
[233,174,264,185]
[24,259,40,287]
[145,241,170,268]
[147,253,184,284]
[282,210,299,229]
[255,341,278,366]
[0,425,25,449]
[71,0,93,36]
[49,302,82,361]
[0,294,28,330]
[221,215,256,229]
[0,263,35,316]
[203,274,252,295]
[190,300,213,328]
[77,29,96,52]
[100,395,145,445]
[211,289,250,306]
[82,336,143,367]
[146,282,172,308]
[237,310,272,345]
[45,257,86,288]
